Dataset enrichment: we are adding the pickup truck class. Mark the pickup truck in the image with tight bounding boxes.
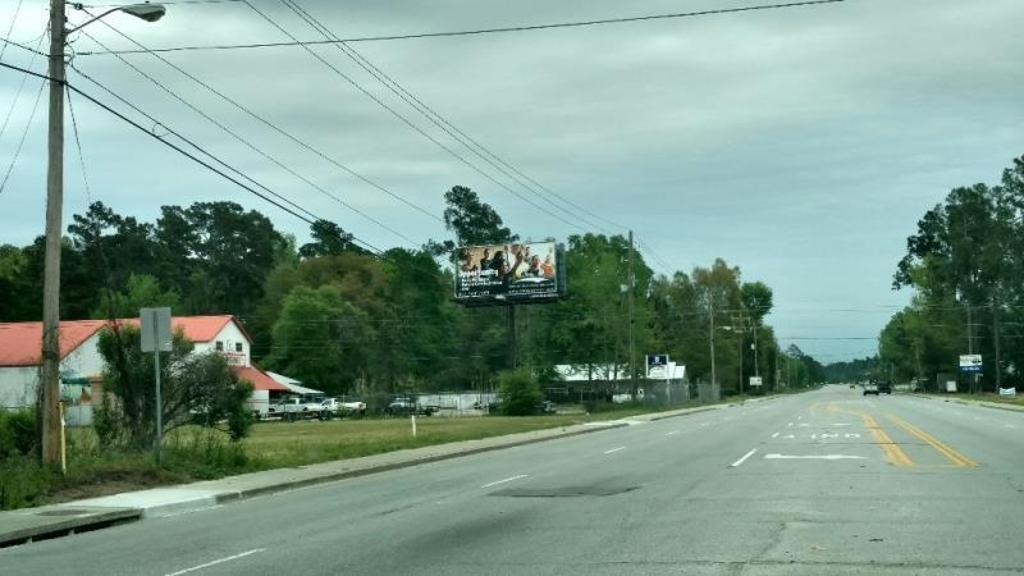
[268,397,328,421]
[321,398,367,418]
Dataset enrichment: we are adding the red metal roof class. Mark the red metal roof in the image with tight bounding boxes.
[233,366,289,392]
[0,320,108,367]
[0,315,249,367]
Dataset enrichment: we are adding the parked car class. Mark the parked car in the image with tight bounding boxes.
[385,398,437,416]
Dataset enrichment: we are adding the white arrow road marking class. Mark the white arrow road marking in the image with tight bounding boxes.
[731,448,758,467]
[771,432,780,438]
[604,446,626,455]
[481,474,528,489]
[764,454,868,461]
[831,423,852,427]
[164,549,266,576]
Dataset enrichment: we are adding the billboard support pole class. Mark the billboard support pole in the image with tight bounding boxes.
[507,304,517,370]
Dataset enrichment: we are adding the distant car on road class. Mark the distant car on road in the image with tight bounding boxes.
[863,383,879,396]
[876,381,893,395]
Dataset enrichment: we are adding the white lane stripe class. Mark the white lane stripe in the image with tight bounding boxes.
[604,446,626,455]
[665,430,681,436]
[731,448,758,468]
[764,454,867,461]
[771,432,780,438]
[164,549,266,576]
[481,474,528,489]
[1005,424,1017,429]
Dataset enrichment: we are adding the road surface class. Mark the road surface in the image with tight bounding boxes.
[5,386,1024,575]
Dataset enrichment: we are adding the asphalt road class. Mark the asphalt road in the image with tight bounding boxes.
[5,386,1024,575]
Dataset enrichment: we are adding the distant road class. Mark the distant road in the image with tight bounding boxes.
[5,386,1024,575]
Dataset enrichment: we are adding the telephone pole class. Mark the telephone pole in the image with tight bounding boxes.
[627,230,636,396]
[39,0,68,467]
[993,296,1002,393]
[708,298,716,388]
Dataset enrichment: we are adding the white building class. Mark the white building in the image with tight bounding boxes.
[0,315,285,412]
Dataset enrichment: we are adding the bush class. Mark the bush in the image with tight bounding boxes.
[0,409,36,459]
[497,369,543,416]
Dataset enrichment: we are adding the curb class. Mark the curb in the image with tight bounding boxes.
[904,393,1024,414]
[0,508,141,549]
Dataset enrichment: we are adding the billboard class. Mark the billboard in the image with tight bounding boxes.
[455,241,563,303]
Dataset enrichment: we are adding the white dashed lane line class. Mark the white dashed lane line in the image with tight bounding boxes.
[604,446,626,455]
[730,448,758,468]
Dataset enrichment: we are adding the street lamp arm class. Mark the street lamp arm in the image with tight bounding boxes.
[67,3,166,35]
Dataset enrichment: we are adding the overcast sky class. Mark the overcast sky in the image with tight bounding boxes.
[1,0,1023,363]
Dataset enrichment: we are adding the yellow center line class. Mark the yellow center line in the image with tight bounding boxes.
[861,413,914,467]
[885,414,977,468]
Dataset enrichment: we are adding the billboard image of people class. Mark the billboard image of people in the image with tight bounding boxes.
[455,241,561,302]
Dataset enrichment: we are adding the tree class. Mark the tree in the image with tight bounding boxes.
[96,324,253,448]
[91,274,180,319]
[497,369,543,416]
[264,285,369,394]
[299,220,365,259]
[428,185,518,256]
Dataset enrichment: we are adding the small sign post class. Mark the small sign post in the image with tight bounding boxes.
[140,307,172,464]
[959,354,983,374]
[749,376,763,388]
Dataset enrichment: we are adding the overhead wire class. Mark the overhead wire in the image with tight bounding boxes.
[241,0,588,233]
[0,78,45,196]
[277,0,618,236]
[77,22,421,247]
[76,8,444,228]
[0,0,26,62]
[76,0,846,56]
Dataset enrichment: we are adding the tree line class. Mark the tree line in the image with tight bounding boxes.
[0,185,824,397]
[878,155,1024,392]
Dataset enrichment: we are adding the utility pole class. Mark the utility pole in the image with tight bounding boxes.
[39,0,67,467]
[993,295,1002,393]
[708,298,716,389]
[627,230,636,396]
[506,304,517,370]
[737,319,744,396]
[966,304,976,394]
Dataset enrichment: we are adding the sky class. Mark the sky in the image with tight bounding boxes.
[1,0,1023,363]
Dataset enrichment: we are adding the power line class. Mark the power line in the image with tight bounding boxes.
[77,23,422,247]
[241,0,587,234]
[0,60,354,243]
[77,0,846,56]
[79,8,445,228]
[0,35,46,59]
[65,88,94,205]
[277,0,619,235]
[0,26,47,146]
[0,76,45,196]
[0,0,26,62]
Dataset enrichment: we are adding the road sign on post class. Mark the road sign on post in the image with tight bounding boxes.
[647,355,670,403]
[749,376,763,387]
[140,307,172,464]
[959,354,983,374]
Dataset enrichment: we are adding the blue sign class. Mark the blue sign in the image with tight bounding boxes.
[647,354,668,368]
[960,365,983,374]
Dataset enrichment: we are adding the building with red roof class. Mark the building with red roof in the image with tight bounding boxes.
[0,315,285,410]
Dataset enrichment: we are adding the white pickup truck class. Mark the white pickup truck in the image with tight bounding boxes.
[267,397,328,421]
[321,398,367,417]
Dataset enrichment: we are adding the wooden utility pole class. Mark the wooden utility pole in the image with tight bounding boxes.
[993,296,1002,393]
[627,230,636,396]
[506,304,517,370]
[40,0,67,467]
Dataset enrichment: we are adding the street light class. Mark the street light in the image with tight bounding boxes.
[68,3,167,33]
[39,1,167,467]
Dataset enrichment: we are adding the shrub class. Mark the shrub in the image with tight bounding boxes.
[0,409,36,459]
[497,369,543,416]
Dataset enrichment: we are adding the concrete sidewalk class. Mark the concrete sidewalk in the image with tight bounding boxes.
[0,398,765,547]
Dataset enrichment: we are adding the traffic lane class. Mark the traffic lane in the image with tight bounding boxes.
[714,391,1024,574]
[894,393,1024,433]
[0,397,803,576]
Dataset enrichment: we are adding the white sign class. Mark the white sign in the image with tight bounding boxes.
[646,354,669,379]
[140,307,172,352]
[749,376,763,387]
[945,380,957,393]
[999,387,1017,397]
